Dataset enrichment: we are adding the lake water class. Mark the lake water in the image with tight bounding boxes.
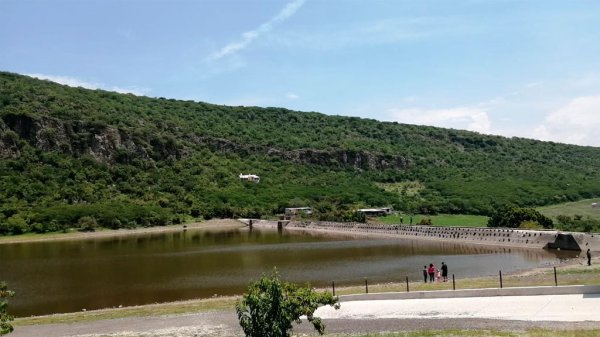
[0,227,576,317]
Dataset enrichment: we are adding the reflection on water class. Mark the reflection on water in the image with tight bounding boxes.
[0,227,578,316]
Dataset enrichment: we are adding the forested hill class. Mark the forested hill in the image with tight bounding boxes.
[1,71,600,233]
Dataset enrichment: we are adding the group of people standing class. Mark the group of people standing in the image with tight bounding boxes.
[423,262,448,283]
[418,250,592,284]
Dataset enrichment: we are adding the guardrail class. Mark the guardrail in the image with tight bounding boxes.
[328,266,595,297]
[339,285,600,302]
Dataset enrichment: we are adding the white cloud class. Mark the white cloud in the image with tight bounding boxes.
[199,57,248,79]
[209,0,306,61]
[524,81,543,89]
[26,73,149,95]
[286,92,299,100]
[268,16,460,51]
[533,95,600,147]
[568,72,600,89]
[389,106,492,134]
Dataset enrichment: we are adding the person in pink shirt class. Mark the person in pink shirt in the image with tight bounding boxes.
[427,263,435,282]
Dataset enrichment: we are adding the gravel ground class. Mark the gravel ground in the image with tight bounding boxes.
[296,317,600,335]
[11,307,600,337]
[11,311,241,337]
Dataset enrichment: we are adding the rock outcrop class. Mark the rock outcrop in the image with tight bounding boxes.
[0,113,161,163]
[0,113,409,170]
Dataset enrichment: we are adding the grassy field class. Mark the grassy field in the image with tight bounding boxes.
[537,198,600,221]
[377,214,489,227]
[376,198,600,228]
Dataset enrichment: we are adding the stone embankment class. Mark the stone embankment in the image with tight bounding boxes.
[243,219,600,251]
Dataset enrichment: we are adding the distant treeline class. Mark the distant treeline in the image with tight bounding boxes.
[2,71,600,234]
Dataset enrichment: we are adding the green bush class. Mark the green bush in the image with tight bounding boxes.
[236,270,339,337]
[519,220,542,229]
[556,214,600,232]
[488,207,553,229]
[77,216,98,232]
[4,215,28,235]
[0,282,15,336]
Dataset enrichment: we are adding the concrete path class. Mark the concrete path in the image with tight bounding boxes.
[316,293,600,322]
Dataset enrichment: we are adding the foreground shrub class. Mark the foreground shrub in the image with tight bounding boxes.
[0,282,14,336]
[236,270,339,337]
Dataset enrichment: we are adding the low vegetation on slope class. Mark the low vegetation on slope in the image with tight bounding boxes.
[2,72,600,234]
[537,198,600,232]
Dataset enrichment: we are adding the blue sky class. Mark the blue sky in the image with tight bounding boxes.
[2,0,600,146]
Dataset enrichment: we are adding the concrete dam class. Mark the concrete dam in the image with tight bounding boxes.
[246,219,600,252]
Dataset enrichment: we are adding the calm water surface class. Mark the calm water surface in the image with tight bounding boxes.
[0,227,576,316]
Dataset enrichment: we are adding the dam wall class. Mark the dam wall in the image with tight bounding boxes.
[285,221,600,252]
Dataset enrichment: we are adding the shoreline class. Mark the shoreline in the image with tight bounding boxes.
[13,255,599,326]
[5,218,598,323]
[0,219,246,245]
[3,218,598,253]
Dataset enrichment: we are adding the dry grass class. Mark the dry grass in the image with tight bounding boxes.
[14,296,237,326]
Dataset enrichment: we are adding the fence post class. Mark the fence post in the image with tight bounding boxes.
[365,278,368,294]
[554,267,557,286]
[332,281,336,296]
[452,274,455,290]
[406,276,409,292]
[499,270,503,289]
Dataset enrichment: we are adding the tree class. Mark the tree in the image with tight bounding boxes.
[236,270,339,337]
[77,216,98,232]
[0,282,15,336]
[487,207,553,229]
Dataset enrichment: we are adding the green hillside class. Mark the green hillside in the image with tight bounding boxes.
[538,198,600,221]
[2,71,600,234]
[537,198,600,232]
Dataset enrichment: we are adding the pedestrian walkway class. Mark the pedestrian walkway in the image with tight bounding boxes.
[315,293,600,322]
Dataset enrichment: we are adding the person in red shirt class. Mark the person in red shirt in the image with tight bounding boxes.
[428,263,435,282]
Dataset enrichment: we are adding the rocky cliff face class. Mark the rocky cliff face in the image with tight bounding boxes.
[189,135,410,170]
[0,113,159,162]
[268,148,409,170]
[0,113,409,170]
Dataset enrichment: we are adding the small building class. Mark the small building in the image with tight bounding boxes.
[239,173,260,183]
[358,207,393,217]
[285,207,313,216]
